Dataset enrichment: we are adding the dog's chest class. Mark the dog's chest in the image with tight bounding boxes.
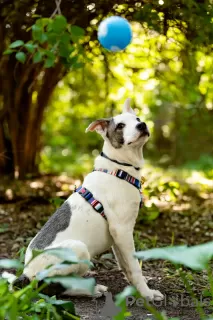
[83,171,140,223]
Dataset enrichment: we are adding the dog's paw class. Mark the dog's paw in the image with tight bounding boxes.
[143,289,164,302]
[93,284,108,298]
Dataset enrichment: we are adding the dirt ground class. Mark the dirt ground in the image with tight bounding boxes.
[0,175,213,319]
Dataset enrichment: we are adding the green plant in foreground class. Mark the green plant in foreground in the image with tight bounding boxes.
[2,242,213,319]
[135,242,213,320]
[0,248,95,319]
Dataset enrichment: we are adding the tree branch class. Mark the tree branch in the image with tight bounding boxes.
[50,0,62,18]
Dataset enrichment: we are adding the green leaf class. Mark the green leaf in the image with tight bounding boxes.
[69,55,79,65]
[147,210,160,221]
[14,279,38,299]
[50,197,64,208]
[70,26,85,42]
[45,276,95,294]
[0,259,23,269]
[46,32,59,45]
[25,42,37,53]
[29,247,79,265]
[36,18,50,28]
[115,286,137,305]
[0,223,9,233]
[9,40,24,48]
[135,242,213,270]
[112,286,136,320]
[36,263,71,280]
[52,15,67,33]
[140,204,160,221]
[15,52,26,64]
[40,33,48,44]
[3,49,14,55]
[25,249,43,266]
[7,296,18,320]
[32,25,43,42]
[60,32,71,45]
[72,62,84,69]
[32,249,44,260]
[36,260,93,280]
[39,293,76,313]
[28,247,90,272]
[32,14,42,18]
[44,57,55,68]
[42,247,78,263]
[0,278,9,294]
[44,50,55,59]
[202,289,211,297]
[33,51,43,63]
[59,43,72,58]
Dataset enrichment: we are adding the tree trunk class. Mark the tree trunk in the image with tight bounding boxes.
[0,119,14,176]
[0,55,65,179]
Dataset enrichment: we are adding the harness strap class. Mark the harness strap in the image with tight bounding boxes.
[75,169,144,222]
[75,186,107,220]
[93,168,143,208]
[93,168,141,190]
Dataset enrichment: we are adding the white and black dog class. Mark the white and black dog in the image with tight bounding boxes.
[15,98,163,301]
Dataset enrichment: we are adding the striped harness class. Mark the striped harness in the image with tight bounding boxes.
[75,169,143,221]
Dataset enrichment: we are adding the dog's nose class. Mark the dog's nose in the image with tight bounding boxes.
[136,122,147,131]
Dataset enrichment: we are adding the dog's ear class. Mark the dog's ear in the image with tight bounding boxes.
[122,98,135,115]
[86,118,111,135]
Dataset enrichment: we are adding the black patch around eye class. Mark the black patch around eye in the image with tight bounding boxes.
[116,123,125,130]
[106,118,124,149]
[136,117,141,122]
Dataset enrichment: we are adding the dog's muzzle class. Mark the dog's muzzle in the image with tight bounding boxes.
[136,122,150,137]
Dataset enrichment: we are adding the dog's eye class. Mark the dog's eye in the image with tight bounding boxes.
[136,117,141,122]
[116,123,125,130]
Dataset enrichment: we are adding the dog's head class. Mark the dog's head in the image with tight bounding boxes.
[86,98,149,149]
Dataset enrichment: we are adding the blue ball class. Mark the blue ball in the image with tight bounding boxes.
[98,16,132,52]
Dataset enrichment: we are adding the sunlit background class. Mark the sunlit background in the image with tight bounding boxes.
[40,21,213,183]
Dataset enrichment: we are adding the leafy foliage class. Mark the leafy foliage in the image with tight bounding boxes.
[135,242,213,270]
[0,245,95,319]
[0,277,80,320]
[45,276,95,294]
[133,242,213,319]
[1,0,213,178]
[40,18,213,176]
[6,15,85,69]
[113,286,137,319]
[0,259,23,269]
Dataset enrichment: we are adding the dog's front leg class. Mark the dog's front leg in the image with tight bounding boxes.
[109,226,163,302]
[112,243,147,284]
[112,243,129,280]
